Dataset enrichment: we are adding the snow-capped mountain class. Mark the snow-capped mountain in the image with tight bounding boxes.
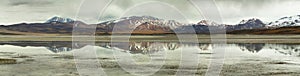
[3,15,300,35]
[174,20,223,34]
[45,16,75,23]
[100,16,184,29]
[239,18,262,24]
[47,46,72,53]
[227,18,265,31]
[238,18,265,29]
[197,20,219,26]
[267,15,300,27]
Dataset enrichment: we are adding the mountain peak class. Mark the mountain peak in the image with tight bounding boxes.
[239,18,263,24]
[228,18,266,30]
[197,20,219,26]
[101,16,183,29]
[45,16,75,23]
[121,16,161,20]
[116,16,163,23]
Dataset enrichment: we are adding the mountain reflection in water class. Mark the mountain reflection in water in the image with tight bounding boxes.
[0,41,300,57]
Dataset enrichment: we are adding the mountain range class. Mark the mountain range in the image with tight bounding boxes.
[1,15,300,35]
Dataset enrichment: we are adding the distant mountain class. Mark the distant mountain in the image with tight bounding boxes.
[96,16,179,34]
[267,15,300,27]
[0,16,92,35]
[238,18,265,29]
[45,16,75,23]
[176,18,266,34]
[175,20,224,34]
[2,15,300,35]
[226,16,300,34]
[197,20,219,26]
[227,18,300,34]
[99,16,183,29]
[0,22,86,35]
[227,18,265,31]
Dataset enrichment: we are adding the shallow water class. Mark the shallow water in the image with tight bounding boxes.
[1,41,300,76]
[1,42,300,58]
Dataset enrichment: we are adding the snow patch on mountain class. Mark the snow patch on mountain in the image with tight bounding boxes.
[45,16,75,23]
[101,16,184,29]
[197,20,219,26]
[239,18,262,24]
[267,15,300,27]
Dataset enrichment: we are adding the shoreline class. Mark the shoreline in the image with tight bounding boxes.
[0,35,300,43]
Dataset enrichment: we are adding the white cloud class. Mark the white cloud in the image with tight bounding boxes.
[0,0,300,25]
[215,0,300,24]
[0,0,82,25]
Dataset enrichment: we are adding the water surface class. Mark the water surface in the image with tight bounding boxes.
[1,41,300,75]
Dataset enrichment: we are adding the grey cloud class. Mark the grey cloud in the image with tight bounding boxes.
[112,0,134,9]
[1,0,300,25]
[214,0,300,24]
[8,0,53,6]
[0,0,82,25]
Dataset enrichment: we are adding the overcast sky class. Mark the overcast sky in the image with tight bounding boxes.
[0,0,300,25]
